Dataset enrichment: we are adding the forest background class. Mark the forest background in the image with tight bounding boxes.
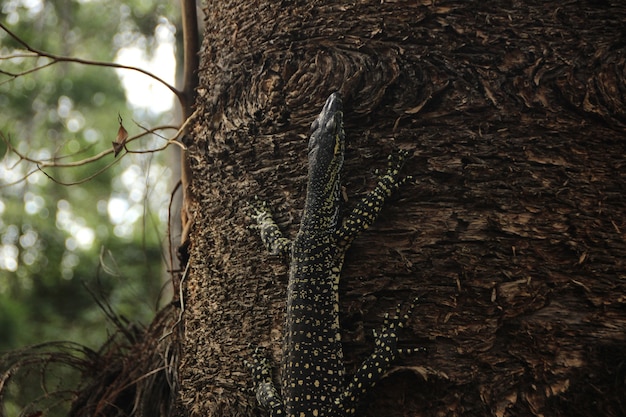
[2,1,626,417]
[0,0,180,412]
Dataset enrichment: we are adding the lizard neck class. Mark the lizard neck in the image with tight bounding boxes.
[283,93,347,414]
[298,92,345,236]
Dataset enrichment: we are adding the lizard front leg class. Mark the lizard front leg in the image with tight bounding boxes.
[250,199,293,256]
[247,203,290,415]
[246,347,285,416]
[335,149,411,249]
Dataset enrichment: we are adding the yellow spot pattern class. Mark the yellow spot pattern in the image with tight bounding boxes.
[247,93,417,416]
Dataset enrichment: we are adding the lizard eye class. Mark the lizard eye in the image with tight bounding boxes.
[310,118,319,134]
[324,117,336,133]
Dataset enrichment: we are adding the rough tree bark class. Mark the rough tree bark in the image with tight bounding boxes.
[178,1,626,416]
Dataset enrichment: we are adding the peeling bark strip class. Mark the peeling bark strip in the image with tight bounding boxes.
[180,1,626,417]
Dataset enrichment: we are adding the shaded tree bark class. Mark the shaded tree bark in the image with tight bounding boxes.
[178,1,626,416]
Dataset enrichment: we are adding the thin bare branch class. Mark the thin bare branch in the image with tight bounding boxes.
[0,21,184,104]
[0,21,198,187]
[133,120,178,144]
[0,51,39,59]
[1,125,181,172]
[134,108,199,151]
[0,60,57,85]
[1,137,185,189]
[36,157,122,186]
[175,108,200,143]
[0,168,42,188]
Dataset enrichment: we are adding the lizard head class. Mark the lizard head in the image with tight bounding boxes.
[302,92,345,231]
[307,92,345,181]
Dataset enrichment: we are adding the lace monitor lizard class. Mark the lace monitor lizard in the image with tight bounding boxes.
[248,92,418,416]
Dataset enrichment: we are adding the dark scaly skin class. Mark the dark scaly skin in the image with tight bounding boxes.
[249,92,413,417]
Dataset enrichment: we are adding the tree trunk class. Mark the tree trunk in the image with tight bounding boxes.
[178,1,626,416]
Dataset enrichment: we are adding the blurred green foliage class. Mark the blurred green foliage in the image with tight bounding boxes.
[1,0,183,415]
[0,0,179,362]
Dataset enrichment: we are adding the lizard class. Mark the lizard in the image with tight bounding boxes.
[248,92,418,416]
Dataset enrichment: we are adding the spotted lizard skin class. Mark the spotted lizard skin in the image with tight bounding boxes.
[249,92,414,416]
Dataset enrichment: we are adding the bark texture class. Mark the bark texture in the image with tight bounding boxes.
[179,1,626,416]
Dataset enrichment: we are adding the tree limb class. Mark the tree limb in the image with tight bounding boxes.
[0,21,185,105]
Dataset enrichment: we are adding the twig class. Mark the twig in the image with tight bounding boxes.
[0,21,185,105]
[36,158,122,186]
[1,124,181,170]
[159,261,190,342]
